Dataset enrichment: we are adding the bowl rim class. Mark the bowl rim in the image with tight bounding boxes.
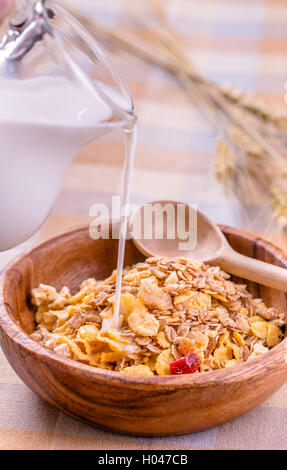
[0,223,287,389]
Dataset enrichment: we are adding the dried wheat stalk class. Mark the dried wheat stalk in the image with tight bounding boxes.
[59,0,287,229]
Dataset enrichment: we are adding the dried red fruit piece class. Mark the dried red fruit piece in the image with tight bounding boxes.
[170,353,200,375]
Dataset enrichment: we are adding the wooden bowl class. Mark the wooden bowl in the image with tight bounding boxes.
[1,224,287,437]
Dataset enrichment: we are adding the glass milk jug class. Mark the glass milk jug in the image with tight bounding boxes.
[0,0,135,250]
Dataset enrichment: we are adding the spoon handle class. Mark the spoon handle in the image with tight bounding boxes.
[214,247,287,292]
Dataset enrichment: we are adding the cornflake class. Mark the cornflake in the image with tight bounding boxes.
[30,257,285,375]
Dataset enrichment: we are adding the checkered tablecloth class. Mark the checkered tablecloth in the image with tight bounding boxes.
[1,0,287,450]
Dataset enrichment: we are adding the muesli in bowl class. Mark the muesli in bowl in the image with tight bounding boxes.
[30,257,285,376]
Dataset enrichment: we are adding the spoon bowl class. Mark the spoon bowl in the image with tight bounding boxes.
[130,200,287,292]
[129,200,225,261]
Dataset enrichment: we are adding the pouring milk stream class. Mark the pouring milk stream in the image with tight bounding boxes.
[0,0,137,329]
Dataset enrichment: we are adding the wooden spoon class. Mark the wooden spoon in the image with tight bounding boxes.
[129,200,287,292]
